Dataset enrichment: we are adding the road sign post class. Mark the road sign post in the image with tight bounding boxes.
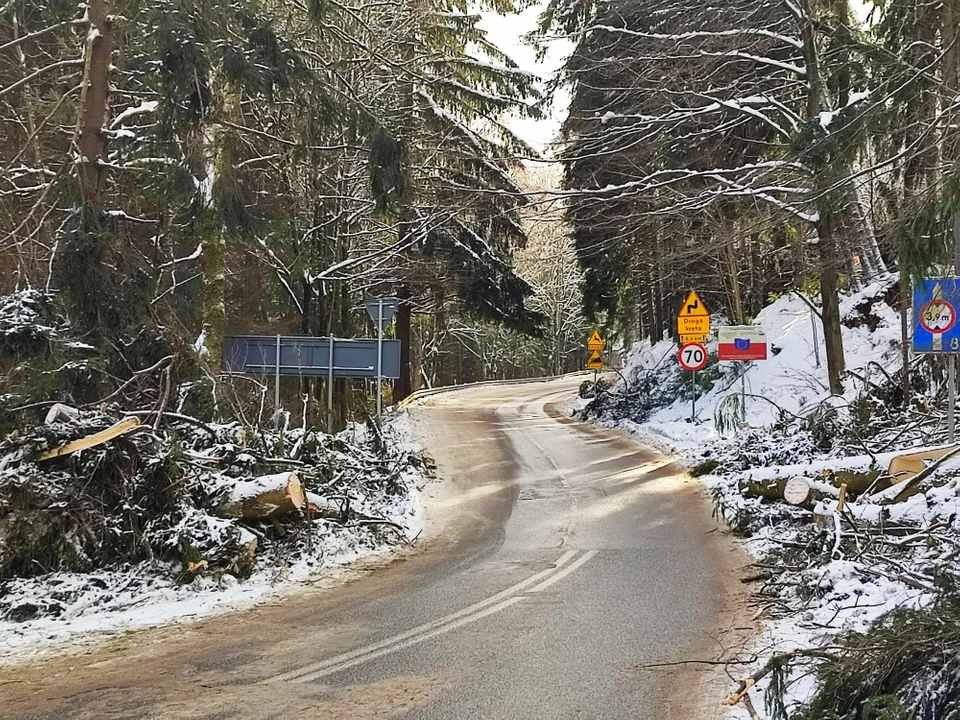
[327,336,335,433]
[692,370,696,421]
[364,298,398,421]
[717,326,767,424]
[811,312,820,367]
[377,300,383,419]
[274,334,281,419]
[678,342,707,422]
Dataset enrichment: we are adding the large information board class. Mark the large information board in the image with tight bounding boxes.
[223,335,401,379]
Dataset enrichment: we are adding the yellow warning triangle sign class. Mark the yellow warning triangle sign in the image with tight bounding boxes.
[587,330,604,350]
[587,350,604,369]
[679,290,708,317]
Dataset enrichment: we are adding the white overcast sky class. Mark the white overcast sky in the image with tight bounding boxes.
[476,3,572,155]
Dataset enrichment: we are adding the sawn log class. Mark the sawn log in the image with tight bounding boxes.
[217,473,306,518]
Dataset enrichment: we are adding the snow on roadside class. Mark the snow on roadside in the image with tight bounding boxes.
[602,278,901,454]
[574,275,960,718]
[0,412,425,663]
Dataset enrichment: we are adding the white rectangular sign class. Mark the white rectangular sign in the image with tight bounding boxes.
[717,326,767,361]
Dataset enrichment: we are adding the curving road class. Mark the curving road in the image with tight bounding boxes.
[0,377,745,720]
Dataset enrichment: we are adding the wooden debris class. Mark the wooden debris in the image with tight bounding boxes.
[44,403,79,425]
[837,483,848,512]
[187,559,209,574]
[888,445,960,504]
[37,416,141,461]
[887,444,960,484]
[229,531,258,575]
[784,477,819,507]
[306,492,343,520]
[217,473,306,518]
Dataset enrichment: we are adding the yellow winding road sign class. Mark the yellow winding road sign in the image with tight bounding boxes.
[678,290,710,339]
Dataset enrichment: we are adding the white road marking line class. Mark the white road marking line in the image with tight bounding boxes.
[291,550,599,683]
[263,550,578,685]
[292,596,527,683]
[527,550,598,593]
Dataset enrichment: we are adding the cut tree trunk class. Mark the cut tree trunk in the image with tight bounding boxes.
[217,473,306,518]
[783,477,823,507]
[738,477,788,501]
[741,470,875,504]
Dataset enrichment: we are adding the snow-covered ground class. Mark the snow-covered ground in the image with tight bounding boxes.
[608,279,901,452]
[573,276,960,718]
[0,413,425,663]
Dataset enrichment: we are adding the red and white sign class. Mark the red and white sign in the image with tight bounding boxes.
[718,326,767,361]
[678,342,708,372]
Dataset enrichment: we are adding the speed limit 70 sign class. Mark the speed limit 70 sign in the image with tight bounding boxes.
[678,342,708,372]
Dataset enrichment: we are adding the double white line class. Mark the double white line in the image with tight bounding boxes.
[264,549,598,685]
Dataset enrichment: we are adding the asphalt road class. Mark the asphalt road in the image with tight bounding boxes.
[0,377,746,720]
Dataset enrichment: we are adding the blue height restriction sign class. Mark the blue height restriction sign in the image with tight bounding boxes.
[913,278,960,353]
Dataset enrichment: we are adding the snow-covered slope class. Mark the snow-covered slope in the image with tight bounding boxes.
[609,277,902,452]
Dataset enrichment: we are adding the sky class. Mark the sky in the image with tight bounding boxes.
[476,3,572,155]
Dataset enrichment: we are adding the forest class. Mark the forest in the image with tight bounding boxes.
[1,0,591,433]
[540,0,960,398]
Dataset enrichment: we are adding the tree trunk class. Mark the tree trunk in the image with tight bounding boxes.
[78,0,113,204]
[217,473,306,518]
[300,275,313,335]
[724,235,745,324]
[818,213,846,395]
[198,86,239,372]
[394,285,413,401]
[199,213,227,370]
[943,0,959,162]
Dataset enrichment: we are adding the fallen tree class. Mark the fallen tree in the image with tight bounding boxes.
[0,408,423,588]
[217,473,306,519]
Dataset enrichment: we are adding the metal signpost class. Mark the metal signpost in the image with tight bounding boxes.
[365,298,399,420]
[913,279,960,441]
[676,293,711,422]
[678,342,708,421]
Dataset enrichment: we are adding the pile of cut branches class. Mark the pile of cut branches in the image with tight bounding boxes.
[0,406,424,624]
